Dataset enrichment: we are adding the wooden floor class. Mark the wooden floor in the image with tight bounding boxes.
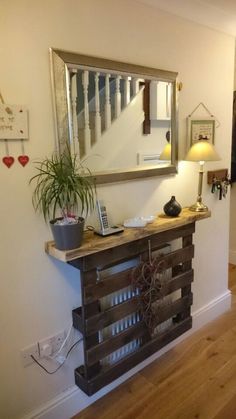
[73,265,236,419]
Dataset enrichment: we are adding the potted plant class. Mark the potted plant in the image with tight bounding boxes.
[30,147,96,250]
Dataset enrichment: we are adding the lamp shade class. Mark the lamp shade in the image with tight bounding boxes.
[185,140,220,162]
[159,143,171,160]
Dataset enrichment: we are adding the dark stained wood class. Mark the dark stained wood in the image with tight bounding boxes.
[70,222,197,393]
[77,224,195,271]
[182,235,193,279]
[75,317,192,395]
[83,246,194,304]
[82,243,169,304]
[72,307,83,333]
[153,293,192,326]
[180,234,193,321]
[142,81,151,134]
[73,275,235,418]
[84,268,132,304]
[90,292,192,337]
[163,268,193,294]
[45,210,210,396]
[228,263,236,294]
[207,168,228,184]
[85,297,139,336]
[73,270,193,335]
[86,322,146,367]
[80,270,101,379]
[85,294,192,364]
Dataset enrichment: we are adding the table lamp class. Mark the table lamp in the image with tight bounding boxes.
[185,139,220,212]
[159,142,171,160]
[159,130,171,161]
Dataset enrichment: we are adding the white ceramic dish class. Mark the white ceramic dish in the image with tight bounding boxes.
[123,215,156,228]
[143,215,156,223]
[123,217,147,228]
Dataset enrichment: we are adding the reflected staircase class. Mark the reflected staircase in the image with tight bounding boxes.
[70,68,143,158]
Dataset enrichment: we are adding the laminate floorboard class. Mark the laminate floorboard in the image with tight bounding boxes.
[73,265,236,419]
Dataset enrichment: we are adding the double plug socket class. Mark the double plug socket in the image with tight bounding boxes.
[21,330,65,367]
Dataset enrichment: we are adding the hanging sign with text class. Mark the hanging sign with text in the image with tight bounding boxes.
[0,105,28,140]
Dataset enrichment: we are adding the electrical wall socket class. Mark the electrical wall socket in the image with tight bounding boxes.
[38,330,65,358]
[21,329,66,367]
[21,343,40,367]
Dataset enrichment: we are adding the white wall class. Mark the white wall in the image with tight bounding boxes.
[229,52,236,264]
[230,190,236,264]
[85,88,168,171]
[0,0,234,418]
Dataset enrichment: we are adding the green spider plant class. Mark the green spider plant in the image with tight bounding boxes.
[30,148,96,223]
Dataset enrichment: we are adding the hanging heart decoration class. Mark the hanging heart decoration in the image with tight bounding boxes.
[18,155,29,167]
[2,156,15,168]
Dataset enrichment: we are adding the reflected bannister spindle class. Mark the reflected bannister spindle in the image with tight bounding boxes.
[94,72,101,143]
[82,70,91,153]
[105,73,111,130]
[71,71,80,157]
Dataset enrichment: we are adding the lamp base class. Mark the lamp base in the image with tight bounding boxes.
[189,201,208,212]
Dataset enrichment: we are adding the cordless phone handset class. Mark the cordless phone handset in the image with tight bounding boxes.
[95,200,124,237]
[97,200,109,231]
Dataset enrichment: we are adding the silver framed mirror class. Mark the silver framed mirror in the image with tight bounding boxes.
[50,48,179,184]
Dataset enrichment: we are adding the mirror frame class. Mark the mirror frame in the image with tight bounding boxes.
[50,48,179,184]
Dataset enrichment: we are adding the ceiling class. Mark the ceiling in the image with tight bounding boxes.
[136,0,236,36]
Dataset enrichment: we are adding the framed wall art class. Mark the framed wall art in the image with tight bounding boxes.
[187,117,215,147]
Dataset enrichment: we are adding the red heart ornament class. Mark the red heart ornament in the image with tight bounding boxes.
[2,156,15,168]
[18,155,29,167]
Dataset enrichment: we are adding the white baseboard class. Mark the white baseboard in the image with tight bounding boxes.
[192,290,231,330]
[23,290,231,419]
[229,249,236,265]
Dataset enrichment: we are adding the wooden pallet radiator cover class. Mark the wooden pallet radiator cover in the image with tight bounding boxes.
[45,209,210,396]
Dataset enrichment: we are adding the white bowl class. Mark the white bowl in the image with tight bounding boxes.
[143,215,156,224]
[123,217,147,228]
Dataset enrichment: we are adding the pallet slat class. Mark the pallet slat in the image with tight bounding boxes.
[80,270,101,378]
[85,293,193,365]
[45,210,211,395]
[84,268,132,304]
[86,322,145,366]
[86,297,139,336]
[75,317,192,395]
[73,269,194,335]
[84,245,194,304]
[70,224,195,271]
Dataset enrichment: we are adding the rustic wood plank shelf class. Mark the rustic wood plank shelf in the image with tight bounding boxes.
[45,208,210,263]
[45,208,210,396]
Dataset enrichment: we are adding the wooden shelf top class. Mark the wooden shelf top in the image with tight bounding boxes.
[45,208,211,263]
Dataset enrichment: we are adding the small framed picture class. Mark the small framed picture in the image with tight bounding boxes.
[187,117,215,147]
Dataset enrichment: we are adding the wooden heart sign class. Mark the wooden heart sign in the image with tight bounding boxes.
[2,156,14,168]
[18,155,29,167]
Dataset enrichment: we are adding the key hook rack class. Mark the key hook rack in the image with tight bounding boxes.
[207,169,231,201]
[207,169,229,185]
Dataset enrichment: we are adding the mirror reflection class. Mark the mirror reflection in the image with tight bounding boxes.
[50,49,178,183]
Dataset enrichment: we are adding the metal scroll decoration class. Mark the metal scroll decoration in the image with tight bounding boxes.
[131,241,169,334]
